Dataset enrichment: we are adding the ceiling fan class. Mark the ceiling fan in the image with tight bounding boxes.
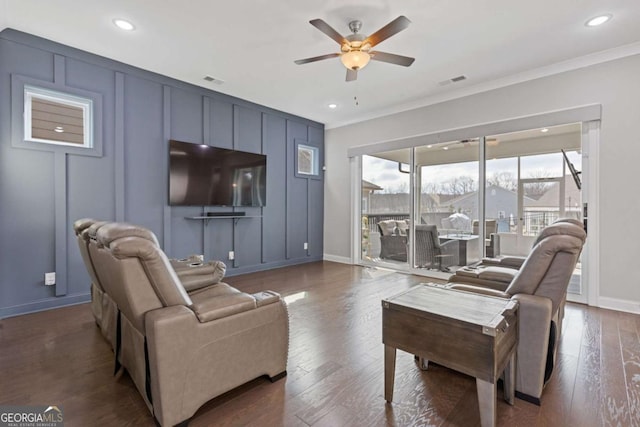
[294,16,415,82]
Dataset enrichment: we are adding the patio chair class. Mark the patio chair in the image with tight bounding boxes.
[378,220,408,262]
[472,219,501,257]
[414,225,459,271]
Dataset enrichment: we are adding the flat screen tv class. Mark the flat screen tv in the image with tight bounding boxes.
[169,140,266,207]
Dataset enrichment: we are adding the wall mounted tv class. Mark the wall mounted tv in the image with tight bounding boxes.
[169,140,266,207]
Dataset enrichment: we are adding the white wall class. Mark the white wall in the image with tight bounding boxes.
[324,54,640,307]
[0,0,7,32]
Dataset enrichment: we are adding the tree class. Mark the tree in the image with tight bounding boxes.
[441,176,477,195]
[487,171,517,191]
[524,170,554,199]
[421,181,439,195]
[383,181,409,194]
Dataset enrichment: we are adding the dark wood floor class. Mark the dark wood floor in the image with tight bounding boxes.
[1,261,639,426]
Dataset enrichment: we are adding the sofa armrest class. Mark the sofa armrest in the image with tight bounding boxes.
[174,260,226,278]
[253,291,281,307]
[191,293,257,322]
[512,293,553,400]
[494,256,526,268]
[446,283,511,299]
[179,275,215,293]
[172,261,226,292]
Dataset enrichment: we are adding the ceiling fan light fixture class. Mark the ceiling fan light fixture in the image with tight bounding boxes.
[341,50,370,71]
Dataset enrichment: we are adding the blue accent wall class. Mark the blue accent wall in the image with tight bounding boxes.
[0,29,324,318]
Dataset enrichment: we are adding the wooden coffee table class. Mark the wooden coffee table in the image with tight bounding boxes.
[382,283,518,427]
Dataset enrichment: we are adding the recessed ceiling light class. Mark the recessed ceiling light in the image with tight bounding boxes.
[426,145,432,148]
[541,128,549,133]
[585,14,612,27]
[328,103,337,109]
[443,146,449,150]
[113,18,135,31]
[54,126,64,133]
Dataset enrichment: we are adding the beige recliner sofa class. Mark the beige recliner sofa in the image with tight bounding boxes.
[447,220,586,404]
[73,218,227,348]
[76,220,289,426]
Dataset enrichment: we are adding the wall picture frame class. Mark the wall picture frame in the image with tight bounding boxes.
[295,141,320,178]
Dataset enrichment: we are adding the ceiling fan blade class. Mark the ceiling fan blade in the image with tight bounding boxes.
[294,53,340,65]
[346,68,358,82]
[370,51,415,67]
[364,16,411,48]
[310,19,348,45]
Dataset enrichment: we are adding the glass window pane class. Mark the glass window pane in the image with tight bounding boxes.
[361,149,410,267]
[24,85,92,148]
[486,123,582,257]
[31,98,85,144]
[416,140,480,269]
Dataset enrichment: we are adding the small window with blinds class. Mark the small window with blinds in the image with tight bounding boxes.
[24,85,93,148]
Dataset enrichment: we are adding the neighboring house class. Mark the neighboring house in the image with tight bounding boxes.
[367,192,441,214]
[444,185,535,230]
[523,175,582,235]
[526,174,581,214]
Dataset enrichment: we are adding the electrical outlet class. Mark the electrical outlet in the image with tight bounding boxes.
[304,242,308,250]
[44,272,56,286]
[228,251,235,261]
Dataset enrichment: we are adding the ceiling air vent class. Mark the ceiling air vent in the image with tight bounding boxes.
[438,75,467,86]
[203,75,224,85]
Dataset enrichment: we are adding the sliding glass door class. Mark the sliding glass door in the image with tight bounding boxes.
[357,122,585,298]
[414,140,480,270]
[360,149,411,269]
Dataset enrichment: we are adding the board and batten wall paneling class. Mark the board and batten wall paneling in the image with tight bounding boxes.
[0,39,71,314]
[286,120,310,260]
[262,114,287,263]
[210,99,234,150]
[168,87,206,259]
[203,97,234,268]
[123,74,165,235]
[233,104,263,268]
[65,57,117,297]
[307,126,324,258]
[0,28,323,317]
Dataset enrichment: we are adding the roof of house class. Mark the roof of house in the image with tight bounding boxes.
[526,175,581,208]
[362,180,383,191]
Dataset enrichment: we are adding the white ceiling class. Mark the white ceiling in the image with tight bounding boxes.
[3,0,640,128]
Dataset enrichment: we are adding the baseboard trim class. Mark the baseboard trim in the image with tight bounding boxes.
[323,254,352,264]
[598,297,640,314]
[0,293,91,319]
[225,256,324,277]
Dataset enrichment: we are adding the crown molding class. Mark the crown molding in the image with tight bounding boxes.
[326,41,640,130]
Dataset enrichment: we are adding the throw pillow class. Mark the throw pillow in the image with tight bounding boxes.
[378,220,396,236]
[396,220,409,236]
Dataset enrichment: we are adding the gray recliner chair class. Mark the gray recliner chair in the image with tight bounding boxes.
[447,220,586,404]
[92,222,289,426]
[449,218,584,291]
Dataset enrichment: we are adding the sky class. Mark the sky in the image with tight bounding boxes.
[363,150,582,193]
